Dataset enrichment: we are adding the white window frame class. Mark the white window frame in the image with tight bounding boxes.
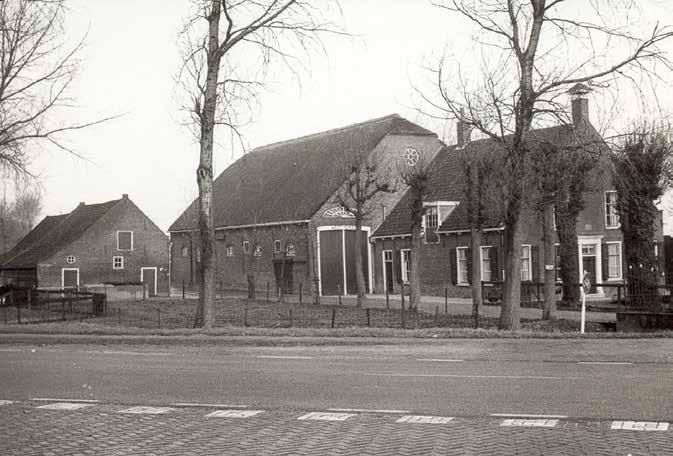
[401,248,411,284]
[243,240,250,254]
[605,191,620,229]
[456,246,469,285]
[480,246,492,282]
[116,230,134,251]
[225,245,234,257]
[273,240,282,254]
[520,244,532,281]
[423,205,440,244]
[554,243,561,282]
[112,255,124,270]
[606,241,622,281]
[181,246,189,257]
[66,255,76,264]
[140,267,158,296]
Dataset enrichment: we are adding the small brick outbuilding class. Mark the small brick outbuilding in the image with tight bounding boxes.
[0,194,168,295]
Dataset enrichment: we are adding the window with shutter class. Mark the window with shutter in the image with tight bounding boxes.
[480,246,492,282]
[457,247,469,284]
[520,245,532,281]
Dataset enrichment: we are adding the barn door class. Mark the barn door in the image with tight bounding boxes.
[319,230,343,295]
[141,267,157,297]
[62,268,79,289]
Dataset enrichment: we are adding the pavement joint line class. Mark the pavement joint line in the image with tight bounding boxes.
[416,358,464,362]
[32,398,99,403]
[82,350,173,356]
[327,408,409,414]
[173,403,249,408]
[490,413,569,419]
[257,355,314,359]
[364,373,582,380]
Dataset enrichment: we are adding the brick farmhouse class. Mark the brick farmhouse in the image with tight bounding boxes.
[169,114,444,297]
[0,195,168,295]
[371,91,665,299]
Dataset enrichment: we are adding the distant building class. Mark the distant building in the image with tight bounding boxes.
[371,90,665,298]
[169,114,443,296]
[0,194,168,295]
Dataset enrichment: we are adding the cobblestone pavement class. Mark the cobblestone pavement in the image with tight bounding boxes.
[1,400,672,455]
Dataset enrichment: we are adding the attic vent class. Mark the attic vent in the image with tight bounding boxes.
[404,147,419,166]
[324,206,355,218]
[66,255,76,264]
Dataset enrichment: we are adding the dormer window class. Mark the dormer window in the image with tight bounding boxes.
[423,201,459,243]
[117,231,134,251]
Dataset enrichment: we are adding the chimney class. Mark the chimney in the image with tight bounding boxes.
[79,202,85,207]
[568,83,591,126]
[456,109,472,148]
[122,193,129,199]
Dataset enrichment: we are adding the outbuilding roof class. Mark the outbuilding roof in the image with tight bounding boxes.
[169,114,436,232]
[1,199,121,269]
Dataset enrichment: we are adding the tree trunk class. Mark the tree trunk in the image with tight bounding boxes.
[409,224,422,312]
[557,206,580,305]
[499,211,522,330]
[354,214,367,307]
[193,0,222,329]
[541,203,557,320]
[470,228,482,328]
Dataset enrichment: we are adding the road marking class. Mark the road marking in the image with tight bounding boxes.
[500,419,558,428]
[397,415,454,424]
[365,373,579,380]
[37,402,94,411]
[297,412,356,421]
[491,413,568,419]
[328,408,409,414]
[119,406,174,415]
[173,403,249,408]
[578,361,633,365]
[206,410,264,418]
[82,350,172,356]
[417,358,464,362]
[32,398,99,403]
[0,400,15,405]
[257,355,314,360]
[610,421,669,431]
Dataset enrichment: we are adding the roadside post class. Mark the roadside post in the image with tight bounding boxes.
[581,272,591,334]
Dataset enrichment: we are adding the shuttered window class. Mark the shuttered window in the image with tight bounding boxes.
[521,245,532,281]
[457,247,469,284]
[481,246,491,282]
[607,242,622,279]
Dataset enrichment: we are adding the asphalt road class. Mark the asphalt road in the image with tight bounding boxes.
[1,339,672,421]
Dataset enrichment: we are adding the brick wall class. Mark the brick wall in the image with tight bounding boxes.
[38,198,169,292]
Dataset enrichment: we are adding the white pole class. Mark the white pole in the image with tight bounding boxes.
[580,288,586,334]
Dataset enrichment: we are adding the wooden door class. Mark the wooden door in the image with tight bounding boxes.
[141,268,157,297]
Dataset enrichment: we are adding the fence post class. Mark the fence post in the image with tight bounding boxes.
[244,307,248,327]
[157,308,161,329]
[266,282,270,302]
[182,280,185,299]
[385,288,389,309]
[338,284,342,306]
[299,283,303,305]
[143,284,146,301]
[3,306,6,325]
[62,296,66,321]
[117,307,121,325]
[400,288,406,329]
[27,289,32,310]
[617,285,622,306]
[14,292,21,324]
[366,308,371,327]
[331,308,336,328]
[434,305,439,326]
[289,306,293,327]
[445,287,448,314]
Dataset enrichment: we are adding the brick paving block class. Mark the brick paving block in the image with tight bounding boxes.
[37,402,94,410]
[297,411,356,421]
[610,421,670,431]
[500,418,559,428]
[118,406,174,415]
[205,410,264,418]
[396,415,454,424]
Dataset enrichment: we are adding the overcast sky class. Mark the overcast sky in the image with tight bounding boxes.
[31,0,673,233]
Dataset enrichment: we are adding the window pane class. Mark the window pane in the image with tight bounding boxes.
[118,231,132,250]
[481,247,491,282]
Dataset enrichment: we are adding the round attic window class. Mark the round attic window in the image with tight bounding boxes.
[404,147,419,166]
[66,255,76,264]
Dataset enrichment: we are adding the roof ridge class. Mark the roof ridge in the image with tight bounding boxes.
[249,114,402,153]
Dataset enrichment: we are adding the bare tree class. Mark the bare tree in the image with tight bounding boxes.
[0,180,41,255]
[333,151,395,307]
[178,0,341,327]
[419,0,673,330]
[398,152,432,312]
[0,0,110,177]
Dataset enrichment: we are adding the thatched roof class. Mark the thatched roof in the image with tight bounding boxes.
[169,114,436,231]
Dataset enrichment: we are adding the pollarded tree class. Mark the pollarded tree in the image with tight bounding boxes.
[613,126,673,308]
[178,0,342,327]
[333,151,395,308]
[419,0,673,330]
